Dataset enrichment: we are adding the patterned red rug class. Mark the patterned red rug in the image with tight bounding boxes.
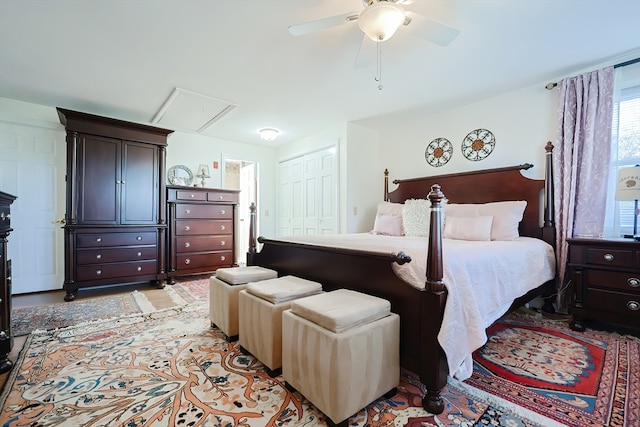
[466,312,640,426]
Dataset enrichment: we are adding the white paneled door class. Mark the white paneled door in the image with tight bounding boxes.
[0,121,66,293]
[279,146,337,236]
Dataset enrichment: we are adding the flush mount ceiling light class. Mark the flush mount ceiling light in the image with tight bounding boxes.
[258,128,280,141]
[358,0,405,42]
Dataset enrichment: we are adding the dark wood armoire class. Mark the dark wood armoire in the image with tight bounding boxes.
[58,108,173,302]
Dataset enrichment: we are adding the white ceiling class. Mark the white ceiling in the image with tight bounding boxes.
[1,0,639,146]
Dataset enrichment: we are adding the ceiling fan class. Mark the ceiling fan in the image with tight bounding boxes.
[288,0,460,49]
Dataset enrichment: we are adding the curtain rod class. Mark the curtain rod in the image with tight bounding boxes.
[545,57,640,90]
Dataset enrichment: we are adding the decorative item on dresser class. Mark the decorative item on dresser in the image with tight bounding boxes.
[166,186,239,282]
[57,108,174,302]
[568,237,640,332]
[0,191,16,373]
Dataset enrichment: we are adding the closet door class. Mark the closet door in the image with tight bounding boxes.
[278,146,337,236]
[278,157,303,236]
[317,148,337,234]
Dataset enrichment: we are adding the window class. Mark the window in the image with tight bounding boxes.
[604,61,640,237]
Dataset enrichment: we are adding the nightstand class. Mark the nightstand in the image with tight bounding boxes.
[568,237,640,332]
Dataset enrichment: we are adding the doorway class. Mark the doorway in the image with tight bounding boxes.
[222,157,258,266]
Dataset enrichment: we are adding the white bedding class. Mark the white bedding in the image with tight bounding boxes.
[271,233,556,380]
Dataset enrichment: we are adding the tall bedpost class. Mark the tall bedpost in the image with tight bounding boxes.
[426,184,445,293]
[422,183,448,415]
[384,169,389,201]
[247,202,257,266]
[543,141,555,246]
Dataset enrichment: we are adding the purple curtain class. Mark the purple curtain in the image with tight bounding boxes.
[554,67,614,309]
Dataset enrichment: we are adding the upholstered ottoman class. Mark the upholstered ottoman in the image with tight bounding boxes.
[209,266,277,341]
[238,275,322,376]
[282,289,399,427]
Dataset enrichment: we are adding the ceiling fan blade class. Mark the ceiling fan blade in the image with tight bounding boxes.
[354,34,375,69]
[400,11,460,47]
[288,12,359,36]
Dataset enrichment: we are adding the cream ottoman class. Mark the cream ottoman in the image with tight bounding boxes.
[238,275,322,377]
[209,266,277,341]
[282,289,399,427]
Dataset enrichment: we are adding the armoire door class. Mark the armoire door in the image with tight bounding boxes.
[121,141,158,225]
[76,134,120,225]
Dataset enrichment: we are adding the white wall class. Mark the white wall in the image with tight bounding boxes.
[362,82,556,184]
[345,123,380,232]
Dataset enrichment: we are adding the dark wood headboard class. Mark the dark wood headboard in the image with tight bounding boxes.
[384,143,555,242]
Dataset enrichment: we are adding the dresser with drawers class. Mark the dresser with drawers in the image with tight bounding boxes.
[167,186,239,281]
[0,191,16,373]
[568,237,639,332]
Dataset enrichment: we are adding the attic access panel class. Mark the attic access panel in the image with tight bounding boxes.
[152,88,236,133]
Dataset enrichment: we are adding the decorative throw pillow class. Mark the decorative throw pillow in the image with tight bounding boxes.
[443,216,493,241]
[402,199,431,237]
[444,201,527,241]
[373,202,405,235]
[372,214,404,236]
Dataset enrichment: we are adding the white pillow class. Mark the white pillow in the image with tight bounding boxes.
[402,199,431,237]
[376,201,404,217]
[372,202,405,235]
[372,214,404,236]
[443,216,493,241]
[444,201,527,241]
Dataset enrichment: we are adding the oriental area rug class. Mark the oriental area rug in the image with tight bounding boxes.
[1,302,558,427]
[10,293,148,337]
[466,311,640,426]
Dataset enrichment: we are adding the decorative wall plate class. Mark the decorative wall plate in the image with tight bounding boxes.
[168,164,193,186]
[462,129,495,161]
[425,138,453,167]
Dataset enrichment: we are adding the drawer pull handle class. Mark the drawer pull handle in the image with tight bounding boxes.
[184,225,190,231]
[220,255,226,261]
[185,209,191,214]
[220,240,225,246]
[603,253,614,262]
[185,258,191,265]
[220,209,226,215]
[190,194,195,198]
[219,195,223,200]
[137,266,142,272]
[629,278,640,288]
[220,225,226,231]
[96,237,102,243]
[627,301,639,311]
[137,252,142,257]
[96,254,102,260]
[136,236,142,241]
[96,269,102,276]
[184,242,190,248]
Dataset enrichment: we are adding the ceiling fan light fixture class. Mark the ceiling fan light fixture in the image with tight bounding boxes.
[258,127,280,141]
[358,1,405,42]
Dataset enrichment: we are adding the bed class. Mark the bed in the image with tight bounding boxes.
[247,142,557,414]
